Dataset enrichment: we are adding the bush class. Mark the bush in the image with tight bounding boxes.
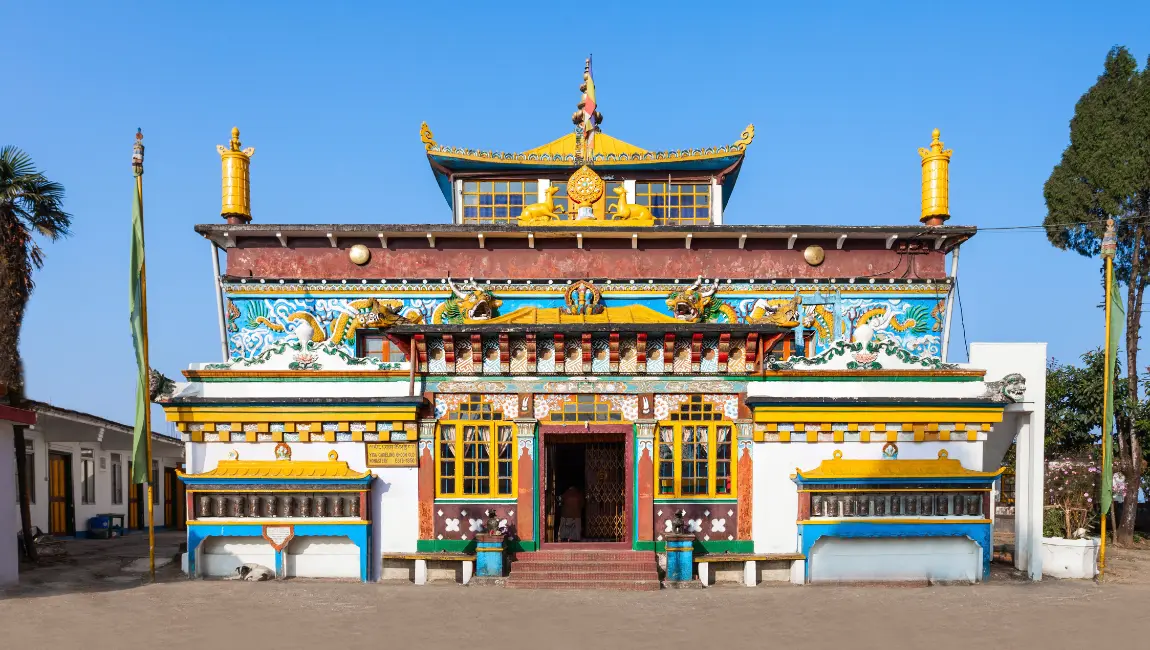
[1045,458,1100,538]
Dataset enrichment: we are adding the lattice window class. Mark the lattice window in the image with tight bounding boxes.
[437,396,515,498]
[545,394,623,423]
[462,180,539,224]
[657,396,735,498]
[635,182,711,225]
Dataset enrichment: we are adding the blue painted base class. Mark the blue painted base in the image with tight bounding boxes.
[665,536,695,582]
[476,537,504,577]
[186,523,371,582]
[798,521,993,581]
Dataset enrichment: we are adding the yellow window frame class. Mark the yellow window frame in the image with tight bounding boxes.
[435,420,517,499]
[656,421,736,499]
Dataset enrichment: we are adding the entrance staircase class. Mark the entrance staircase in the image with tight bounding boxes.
[506,549,661,591]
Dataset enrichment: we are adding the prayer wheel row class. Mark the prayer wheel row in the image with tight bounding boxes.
[196,494,360,519]
[811,492,983,518]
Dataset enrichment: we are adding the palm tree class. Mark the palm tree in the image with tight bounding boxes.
[0,146,71,560]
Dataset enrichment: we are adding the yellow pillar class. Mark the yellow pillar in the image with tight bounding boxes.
[217,127,255,224]
[918,128,952,226]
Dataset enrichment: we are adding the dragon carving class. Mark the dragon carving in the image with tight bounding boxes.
[254,298,422,345]
[665,276,736,323]
[432,278,502,324]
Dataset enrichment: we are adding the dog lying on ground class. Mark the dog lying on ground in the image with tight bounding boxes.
[231,563,274,581]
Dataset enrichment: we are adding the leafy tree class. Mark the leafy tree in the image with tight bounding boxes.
[1044,46,1150,545]
[0,146,71,559]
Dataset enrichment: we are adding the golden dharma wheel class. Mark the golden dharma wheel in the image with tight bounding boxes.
[803,245,825,266]
[566,165,604,206]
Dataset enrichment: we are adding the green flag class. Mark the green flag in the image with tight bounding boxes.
[130,129,149,485]
[1101,276,1125,515]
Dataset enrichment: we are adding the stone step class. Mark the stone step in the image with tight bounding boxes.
[505,579,662,591]
[509,570,658,582]
[515,551,655,563]
[511,562,656,574]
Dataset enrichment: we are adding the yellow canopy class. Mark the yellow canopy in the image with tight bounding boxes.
[795,450,1005,480]
[177,460,371,480]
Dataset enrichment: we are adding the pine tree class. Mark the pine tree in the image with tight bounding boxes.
[1044,46,1150,546]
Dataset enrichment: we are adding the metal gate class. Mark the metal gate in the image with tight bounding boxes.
[584,442,626,541]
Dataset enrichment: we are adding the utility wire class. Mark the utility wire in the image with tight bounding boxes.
[971,215,1150,232]
[956,281,970,361]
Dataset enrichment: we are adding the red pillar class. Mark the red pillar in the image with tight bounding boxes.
[737,437,753,541]
[636,422,655,543]
[418,422,435,541]
[516,419,535,544]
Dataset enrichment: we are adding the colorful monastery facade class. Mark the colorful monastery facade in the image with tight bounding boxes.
[162,62,1049,585]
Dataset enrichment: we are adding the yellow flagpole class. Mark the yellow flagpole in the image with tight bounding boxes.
[1099,251,1113,575]
[137,171,156,581]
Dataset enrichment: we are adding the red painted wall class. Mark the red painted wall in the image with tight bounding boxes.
[226,237,947,280]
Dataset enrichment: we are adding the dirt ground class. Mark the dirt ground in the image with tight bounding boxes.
[2,537,1148,650]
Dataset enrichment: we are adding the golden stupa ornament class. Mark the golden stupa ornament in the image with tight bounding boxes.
[918,128,952,226]
[218,127,255,224]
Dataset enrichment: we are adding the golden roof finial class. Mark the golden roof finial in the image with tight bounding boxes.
[420,122,437,151]
[571,56,602,161]
[918,128,953,226]
[217,126,255,224]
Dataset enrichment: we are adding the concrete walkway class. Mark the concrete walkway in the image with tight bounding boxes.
[4,530,184,597]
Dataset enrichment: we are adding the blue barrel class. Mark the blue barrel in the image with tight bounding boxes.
[88,516,111,539]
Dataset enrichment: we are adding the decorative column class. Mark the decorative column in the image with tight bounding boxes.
[918,128,953,227]
[514,418,537,545]
[635,420,656,544]
[417,419,437,541]
[736,420,754,541]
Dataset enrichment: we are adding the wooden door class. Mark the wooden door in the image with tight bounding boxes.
[48,452,73,536]
[163,468,177,529]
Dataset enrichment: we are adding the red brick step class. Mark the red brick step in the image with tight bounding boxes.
[506,549,661,591]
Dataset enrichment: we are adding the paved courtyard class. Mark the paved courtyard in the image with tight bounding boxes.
[1,539,1147,650]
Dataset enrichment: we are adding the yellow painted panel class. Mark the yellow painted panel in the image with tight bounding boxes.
[833,430,844,443]
[940,430,951,441]
[860,430,871,443]
[806,431,817,443]
[753,430,766,443]
[351,431,364,442]
[753,407,1004,424]
[766,423,778,432]
[779,431,791,443]
[848,423,859,432]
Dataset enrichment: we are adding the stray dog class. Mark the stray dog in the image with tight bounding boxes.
[231,563,274,581]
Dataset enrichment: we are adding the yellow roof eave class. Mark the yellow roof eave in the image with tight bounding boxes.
[795,451,1006,481]
[177,459,372,481]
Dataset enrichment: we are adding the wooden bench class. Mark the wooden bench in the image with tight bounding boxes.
[693,553,806,587]
[381,552,475,585]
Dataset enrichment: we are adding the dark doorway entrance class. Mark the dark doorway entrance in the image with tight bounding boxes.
[544,436,626,543]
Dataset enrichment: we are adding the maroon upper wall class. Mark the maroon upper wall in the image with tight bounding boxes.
[223,236,949,280]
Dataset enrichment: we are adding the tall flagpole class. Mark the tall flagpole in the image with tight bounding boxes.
[134,130,156,580]
[1099,225,1115,575]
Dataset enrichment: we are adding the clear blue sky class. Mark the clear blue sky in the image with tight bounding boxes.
[6,1,1150,427]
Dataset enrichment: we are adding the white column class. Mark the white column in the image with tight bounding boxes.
[1014,414,1043,580]
[697,561,709,587]
[711,177,723,225]
[538,179,551,203]
[462,559,473,585]
[414,558,428,585]
[623,179,636,203]
[453,179,464,224]
[743,560,756,587]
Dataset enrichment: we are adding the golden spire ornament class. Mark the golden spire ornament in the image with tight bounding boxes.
[918,128,953,226]
[217,127,255,224]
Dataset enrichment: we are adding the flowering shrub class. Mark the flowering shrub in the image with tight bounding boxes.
[1044,458,1100,539]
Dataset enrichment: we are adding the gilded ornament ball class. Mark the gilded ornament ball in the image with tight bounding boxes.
[349,244,371,265]
[803,245,825,266]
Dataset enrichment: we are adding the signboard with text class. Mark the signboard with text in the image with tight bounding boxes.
[365,442,419,468]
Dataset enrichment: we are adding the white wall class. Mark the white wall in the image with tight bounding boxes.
[752,441,984,554]
[189,440,420,580]
[0,423,18,586]
[16,430,183,534]
[808,537,981,583]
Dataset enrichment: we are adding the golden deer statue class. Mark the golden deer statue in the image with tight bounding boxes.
[518,185,565,225]
[607,186,655,226]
